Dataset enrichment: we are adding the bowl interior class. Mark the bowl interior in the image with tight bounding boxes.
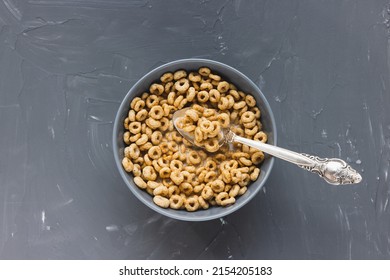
[113,59,276,221]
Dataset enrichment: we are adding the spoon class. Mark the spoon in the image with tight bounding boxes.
[173,108,362,185]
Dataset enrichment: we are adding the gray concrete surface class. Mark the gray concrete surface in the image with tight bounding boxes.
[0,0,389,259]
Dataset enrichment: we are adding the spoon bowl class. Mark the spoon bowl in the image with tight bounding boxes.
[173,107,227,148]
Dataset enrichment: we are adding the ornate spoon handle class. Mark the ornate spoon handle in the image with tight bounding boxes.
[229,132,362,185]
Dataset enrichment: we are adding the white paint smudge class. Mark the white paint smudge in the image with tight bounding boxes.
[88,115,103,121]
[311,108,323,119]
[356,159,362,165]
[146,214,160,225]
[345,212,351,231]
[106,224,119,232]
[275,96,282,102]
[384,197,389,211]
[367,115,373,136]
[216,35,228,55]
[56,184,63,196]
[321,129,328,138]
[3,0,22,20]
[257,74,266,90]
[48,126,55,139]
[334,142,342,157]
[123,224,138,236]
[41,211,46,224]
[363,103,373,136]
[63,198,74,206]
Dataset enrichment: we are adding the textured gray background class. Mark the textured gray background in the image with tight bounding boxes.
[0,0,389,259]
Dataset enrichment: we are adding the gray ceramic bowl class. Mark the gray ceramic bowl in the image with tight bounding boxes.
[113,59,277,221]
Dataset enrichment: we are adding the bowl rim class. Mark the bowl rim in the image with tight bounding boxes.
[113,58,277,221]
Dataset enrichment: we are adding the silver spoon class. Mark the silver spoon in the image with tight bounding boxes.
[173,108,362,185]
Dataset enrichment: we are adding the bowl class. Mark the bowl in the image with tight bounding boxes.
[113,58,277,221]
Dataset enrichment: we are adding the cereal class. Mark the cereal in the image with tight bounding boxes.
[184,196,199,211]
[143,154,152,166]
[251,151,264,164]
[173,70,187,81]
[197,91,209,103]
[128,143,140,159]
[160,72,173,83]
[188,72,201,82]
[150,131,163,145]
[142,166,157,181]
[159,166,171,178]
[209,73,221,81]
[175,78,190,93]
[135,109,148,121]
[179,182,193,196]
[254,131,267,143]
[149,106,164,120]
[128,110,136,121]
[198,196,209,209]
[159,117,170,131]
[153,185,169,197]
[215,192,229,205]
[147,181,160,189]
[145,118,161,129]
[250,167,261,181]
[198,67,211,76]
[129,122,142,134]
[122,157,133,172]
[168,186,180,197]
[177,107,228,153]
[169,194,184,209]
[124,118,130,130]
[200,82,213,91]
[201,185,214,200]
[229,89,240,100]
[148,146,162,160]
[133,100,145,112]
[135,134,148,146]
[229,184,240,197]
[217,81,230,93]
[134,176,147,189]
[186,87,196,102]
[238,186,247,196]
[122,67,268,211]
[153,195,170,208]
[170,170,184,185]
[139,142,152,152]
[123,131,130,145]
[245,95,256,107]
[221,197,235,206]
[150,83,164,95]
